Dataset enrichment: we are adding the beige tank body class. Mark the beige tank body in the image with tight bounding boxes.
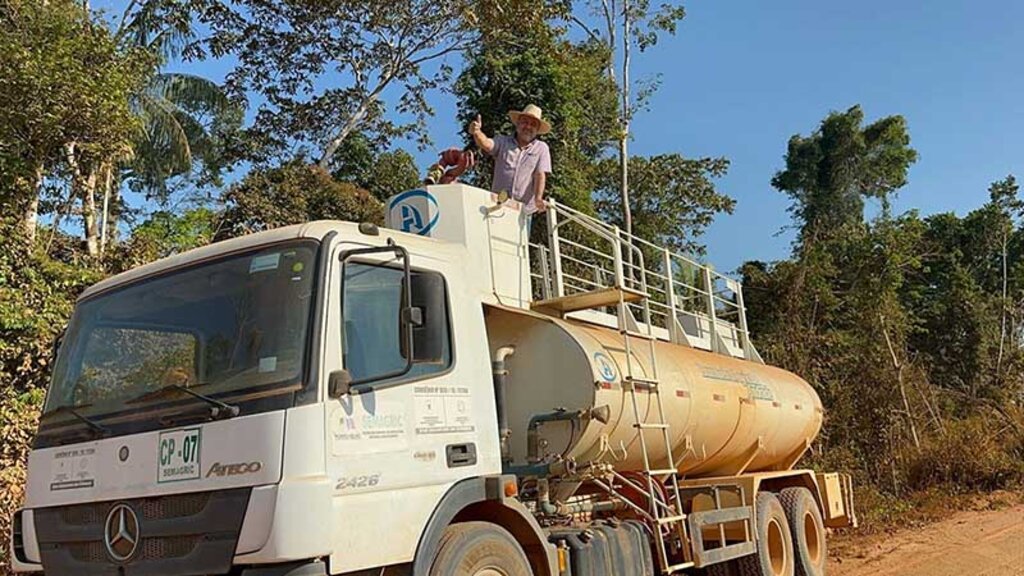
[486,306,823,478]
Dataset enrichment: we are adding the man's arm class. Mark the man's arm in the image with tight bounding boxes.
[532,171,547,212]
[469,114,495,155]
[533,143,552,211]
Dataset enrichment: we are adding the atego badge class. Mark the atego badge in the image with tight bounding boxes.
[206,461,262,478]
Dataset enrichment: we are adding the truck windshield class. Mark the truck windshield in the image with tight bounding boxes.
[38,241,318,446]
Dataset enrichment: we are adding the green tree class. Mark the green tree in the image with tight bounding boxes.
[593,154,733,256]
[116,1,241,194]
[0,215,100,570]
[218,160,383,240]
[0,0,153,246]
[771,105,918,245]
[85,1,243,255]
[330,134,422,203]
[743,106,925,491]
[986,176,1023,380]
[904,179,1023,402]
[183,0,477,168]
[566,0,687,236]
[110,207,219,271]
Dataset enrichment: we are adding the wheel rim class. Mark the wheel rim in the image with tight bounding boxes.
[804,510,821,564]
[767,517,787,576]
[474,568,510,576]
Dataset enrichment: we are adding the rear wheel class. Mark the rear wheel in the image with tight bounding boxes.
[778,487,826,576]
[737,492,794,576]
[706,560,738,576]
[429,521,534,576]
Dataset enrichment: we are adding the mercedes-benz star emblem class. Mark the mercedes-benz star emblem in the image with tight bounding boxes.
[104,503,139,562]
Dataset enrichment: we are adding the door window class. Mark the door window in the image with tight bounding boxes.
[341,262,451,384]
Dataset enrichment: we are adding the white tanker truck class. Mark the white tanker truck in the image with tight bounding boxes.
[10,184,855,576]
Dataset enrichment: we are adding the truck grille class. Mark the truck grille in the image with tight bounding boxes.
[35,488,250,576]
[61,492,212,525]
[68,535,200,562]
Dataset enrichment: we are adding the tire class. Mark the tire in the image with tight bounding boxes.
[429,521,534,576]
[778,488,827,576]
[706,560,738,576]
[736,492,795,576]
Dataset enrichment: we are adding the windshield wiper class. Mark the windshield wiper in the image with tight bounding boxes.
[40,404,112,438]
[127,384,240,421]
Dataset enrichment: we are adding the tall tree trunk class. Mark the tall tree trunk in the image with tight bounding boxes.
[82,169,99,257]
[318,83,389,169]
[22,162,44,243]
[619,0,632,239]
[882,315,921,452]
[100,163,113,257]
[108,173,122,246]
[65,141,100,257]
[996,231,1008,379]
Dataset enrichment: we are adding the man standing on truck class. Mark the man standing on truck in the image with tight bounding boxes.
[469,104,552,216]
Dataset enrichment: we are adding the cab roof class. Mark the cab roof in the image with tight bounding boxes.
[80,220,465,301]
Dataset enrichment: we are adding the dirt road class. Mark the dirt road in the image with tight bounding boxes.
[828,503,1024,576]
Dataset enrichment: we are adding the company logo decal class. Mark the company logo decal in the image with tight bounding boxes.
[104,503,139,562]
[594,352,618,383]
[206,461,263,478]
[388,189,439,235]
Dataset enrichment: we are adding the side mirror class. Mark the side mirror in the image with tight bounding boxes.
[409,273,447,364]
[328,369,353,398]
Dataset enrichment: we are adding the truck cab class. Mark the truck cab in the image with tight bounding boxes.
[12,185,542,575]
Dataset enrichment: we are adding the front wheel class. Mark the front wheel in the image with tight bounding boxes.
[429,521,534,576]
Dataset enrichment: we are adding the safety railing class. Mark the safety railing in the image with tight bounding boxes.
[528,199,761,362]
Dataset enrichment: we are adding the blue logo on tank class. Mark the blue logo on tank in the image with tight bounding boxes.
[594,352,618,382]
[388,189,439,236]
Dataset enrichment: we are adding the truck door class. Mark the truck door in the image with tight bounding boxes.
[323,240,498,573]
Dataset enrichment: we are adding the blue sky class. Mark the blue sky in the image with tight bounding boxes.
[636,1,1024,271]
[107,0,1024,273]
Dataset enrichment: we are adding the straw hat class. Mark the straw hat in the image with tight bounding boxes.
[508,104,551,135]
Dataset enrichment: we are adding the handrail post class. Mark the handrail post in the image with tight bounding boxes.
[612,226,625,289]
[637,246,652,327]
[734,279,752,360]
[664,248,679,343]
[703,267,719,353]
[546,200,564,298]
[538,245,552,300]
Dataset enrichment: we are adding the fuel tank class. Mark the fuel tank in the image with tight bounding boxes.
[486,306,823,478]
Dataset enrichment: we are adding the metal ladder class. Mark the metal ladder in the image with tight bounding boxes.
[617,287,694,574]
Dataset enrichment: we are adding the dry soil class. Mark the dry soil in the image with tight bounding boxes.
[828,503,1024,576]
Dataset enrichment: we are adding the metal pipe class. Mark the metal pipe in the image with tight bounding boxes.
[536,479,621,517]
[492,346,516,463]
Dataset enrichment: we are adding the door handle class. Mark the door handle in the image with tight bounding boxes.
[446,443,477,468]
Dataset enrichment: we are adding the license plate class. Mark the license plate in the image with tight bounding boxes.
[158,428,201,483]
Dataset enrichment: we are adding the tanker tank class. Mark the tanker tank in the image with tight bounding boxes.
[486,305,823,479]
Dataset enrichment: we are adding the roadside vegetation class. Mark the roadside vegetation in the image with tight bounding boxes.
[1,1,1021,571]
